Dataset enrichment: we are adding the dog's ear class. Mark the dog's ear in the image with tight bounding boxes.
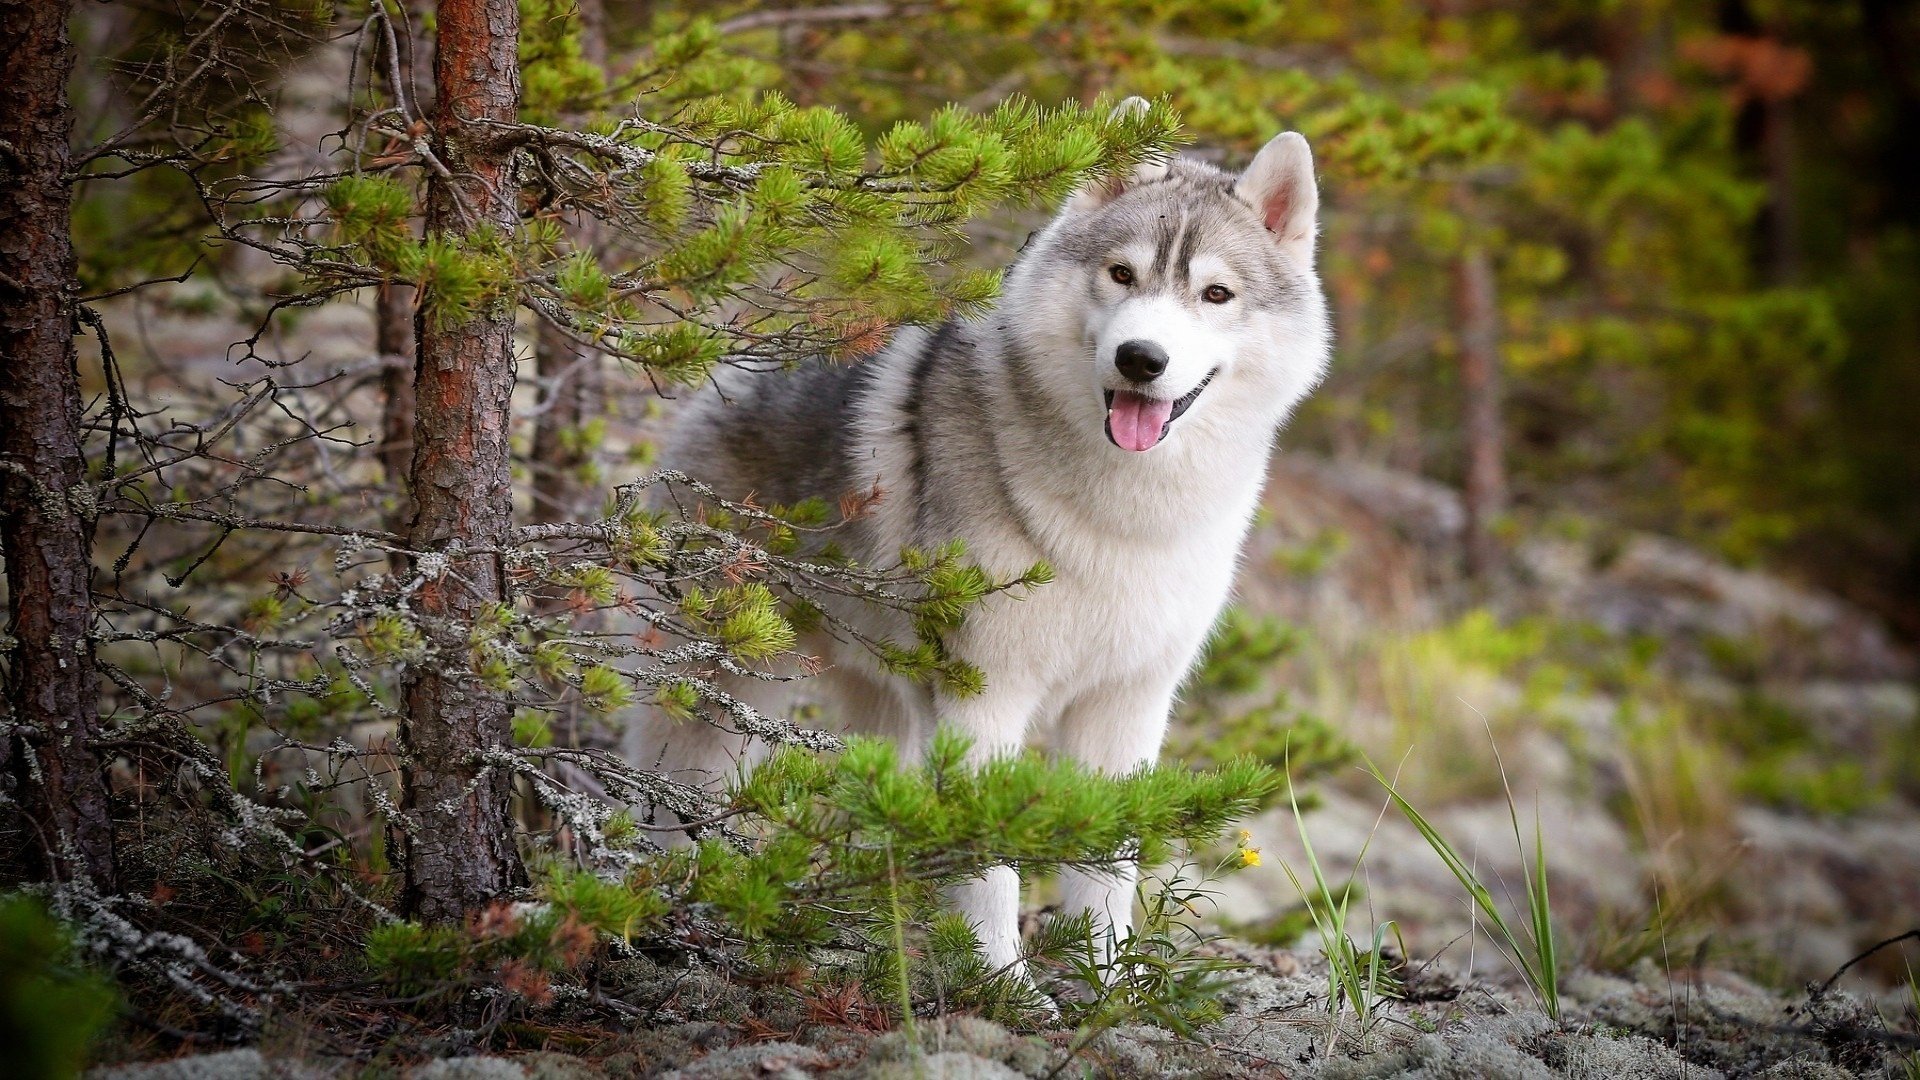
[1063,97,1171,213]
[1235,131,1319,267]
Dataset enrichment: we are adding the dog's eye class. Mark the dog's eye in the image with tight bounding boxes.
[1109,265,1135,286]
[1202,284,1235,304]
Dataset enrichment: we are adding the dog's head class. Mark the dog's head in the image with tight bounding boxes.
[1001,104,1331,455]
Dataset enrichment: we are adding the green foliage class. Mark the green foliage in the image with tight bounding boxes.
[687,729,1276,964]
[1275,764,1400,1049]
[540,866,669,943]
[679,583,797,661]
[1052,855,1257,1037]
[1170,609,1358,808]
[577,664,634,714]
[357,614,423,660]
[364,868,668,996]
[682,0,1906,569]
[517,0,610,124]
[323,175,416,268]
[1370,755,1561,1020]
[364,921,469,993]
[412,231,515,330]
[478,40,1183,384]
[0,896,116,1080]
[512,709,554,748]
[1736,755,1886,817]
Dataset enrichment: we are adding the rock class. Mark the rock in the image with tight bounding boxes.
[1275,455,1466,550]
[1575,535,1911,680]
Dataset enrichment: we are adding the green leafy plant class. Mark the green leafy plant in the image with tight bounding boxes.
[1276,755,1400,1051]
[1370,744,1561,1021]
[0,895,117,1080]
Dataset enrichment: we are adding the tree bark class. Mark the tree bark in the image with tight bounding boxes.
[529,0,607,526]
[1454,244,1506,581]
[1758,92,1799,285]
[376,279,416,534]
[399,0,526,922]
[376,3,422,541]
[0,0,116,887]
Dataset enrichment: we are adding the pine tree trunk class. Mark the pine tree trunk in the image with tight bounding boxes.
[376,280,416,535]
[1759,95,1799,284]
[399,0,526,922]
[376,3,421,541]
[1454,244,1505,581]
[529,0,607,526]
[0,0,116,888]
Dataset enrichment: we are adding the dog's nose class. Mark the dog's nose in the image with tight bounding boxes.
[1114,339,1168,383]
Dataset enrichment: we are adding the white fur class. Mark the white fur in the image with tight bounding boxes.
[635,123,1331,982]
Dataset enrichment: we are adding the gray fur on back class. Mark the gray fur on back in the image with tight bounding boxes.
[662,322,1040,561]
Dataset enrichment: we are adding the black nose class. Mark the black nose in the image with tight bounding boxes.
[1114,339,1168,383]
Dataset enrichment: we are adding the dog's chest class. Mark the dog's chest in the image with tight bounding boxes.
[969,517,1247,693]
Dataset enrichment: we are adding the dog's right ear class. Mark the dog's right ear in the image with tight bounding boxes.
[1064,96,1171,213]
[1235,131,1319,268]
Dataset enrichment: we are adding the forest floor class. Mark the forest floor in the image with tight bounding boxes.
[76,292,1920,1077]
[87,940,1918,1078]
[79,449,1920,1079]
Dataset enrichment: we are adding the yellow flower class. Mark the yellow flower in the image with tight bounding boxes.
[1238,847,1262,868]
[1238,828,1253,842]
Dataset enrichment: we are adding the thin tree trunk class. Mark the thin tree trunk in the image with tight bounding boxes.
[376,280,416,534]
[1454,244,1505,580]
[399,0,526,922]
[529,316,606,524]
[1760,96,1799,284]
[377,3,422,541]
[529,0,607,526]
[0,0,116,887]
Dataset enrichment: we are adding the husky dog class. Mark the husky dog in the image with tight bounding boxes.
[635,105,1330,977]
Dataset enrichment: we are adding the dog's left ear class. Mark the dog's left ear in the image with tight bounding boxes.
[1064,97,1171,213]
[1235,131,1319,268]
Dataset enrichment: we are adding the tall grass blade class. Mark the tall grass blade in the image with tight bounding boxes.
[1367,761,1560,1019]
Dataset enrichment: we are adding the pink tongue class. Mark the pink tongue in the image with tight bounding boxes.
[1107,390,1175,452]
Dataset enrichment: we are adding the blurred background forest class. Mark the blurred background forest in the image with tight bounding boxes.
[78,0,1920,620]
[14,0,1920,1072]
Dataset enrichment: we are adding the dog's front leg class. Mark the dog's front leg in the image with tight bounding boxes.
[1054,679,1176,973]
[932,685,1042,977]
